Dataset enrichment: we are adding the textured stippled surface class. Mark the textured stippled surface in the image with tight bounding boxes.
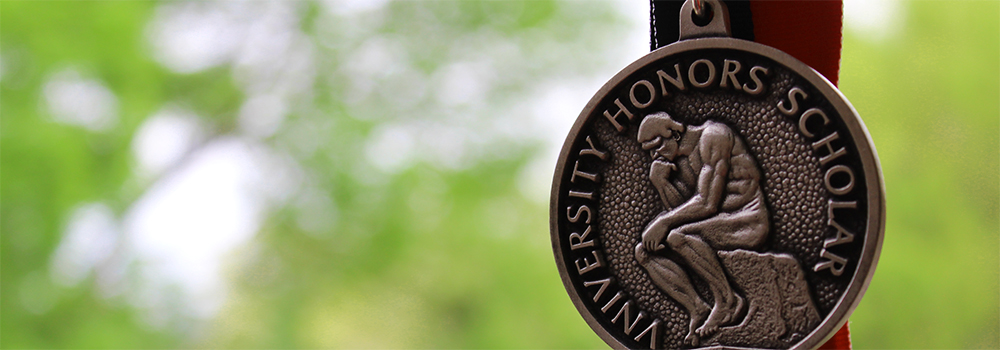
[591,67,840,349]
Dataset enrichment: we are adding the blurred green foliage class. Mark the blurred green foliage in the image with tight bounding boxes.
[1,1,997,349]
[2,2,175,348]
[840,1,999,348]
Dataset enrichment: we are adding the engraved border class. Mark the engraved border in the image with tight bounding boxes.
[550,37,886,350]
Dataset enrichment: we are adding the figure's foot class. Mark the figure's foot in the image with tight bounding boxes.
[684,332,699,347]
[695,293,745,338]
[685,302,711,346]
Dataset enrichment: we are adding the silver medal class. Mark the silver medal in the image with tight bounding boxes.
[550,1,884,348]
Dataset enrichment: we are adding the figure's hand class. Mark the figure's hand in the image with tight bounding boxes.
[642,222,668,252]
[650,159,677,189]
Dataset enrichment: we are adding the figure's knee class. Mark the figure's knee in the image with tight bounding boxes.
[635,243,649,264]
[738,210,770,248]
[666,230,687,249]
[745,221,769,248]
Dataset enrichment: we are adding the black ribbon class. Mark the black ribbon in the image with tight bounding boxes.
[650,0,755,51]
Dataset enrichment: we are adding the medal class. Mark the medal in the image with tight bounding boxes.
[550,0,884,348]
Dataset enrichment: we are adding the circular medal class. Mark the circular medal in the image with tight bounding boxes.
[550,1,884,349]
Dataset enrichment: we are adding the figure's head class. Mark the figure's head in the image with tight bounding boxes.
[637,112,685,161]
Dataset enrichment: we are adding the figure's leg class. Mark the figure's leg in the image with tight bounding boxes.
[664,198,770,337]
[666,223,745,338]
[635,244,709,346]
[696,199,769,251]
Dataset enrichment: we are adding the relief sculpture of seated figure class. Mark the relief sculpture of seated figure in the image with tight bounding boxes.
[633,112,770,346]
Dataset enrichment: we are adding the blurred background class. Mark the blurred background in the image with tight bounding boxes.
[1,0,996,348]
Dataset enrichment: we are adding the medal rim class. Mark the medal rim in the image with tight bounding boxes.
[549,37,886,350]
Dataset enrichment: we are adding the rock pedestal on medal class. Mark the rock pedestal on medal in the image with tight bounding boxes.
[700,250,822,349]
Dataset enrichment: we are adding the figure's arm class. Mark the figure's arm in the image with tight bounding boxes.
[643,128,732,249]
[650,159,684,209]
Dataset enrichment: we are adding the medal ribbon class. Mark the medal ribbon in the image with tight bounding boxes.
[651,0,843,85]
[649,1,851,348]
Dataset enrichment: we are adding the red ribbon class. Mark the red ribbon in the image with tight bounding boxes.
[749,0,844,86]
[750,2,851,348]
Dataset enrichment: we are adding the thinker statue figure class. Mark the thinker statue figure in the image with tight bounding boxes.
[633,111,769,346]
